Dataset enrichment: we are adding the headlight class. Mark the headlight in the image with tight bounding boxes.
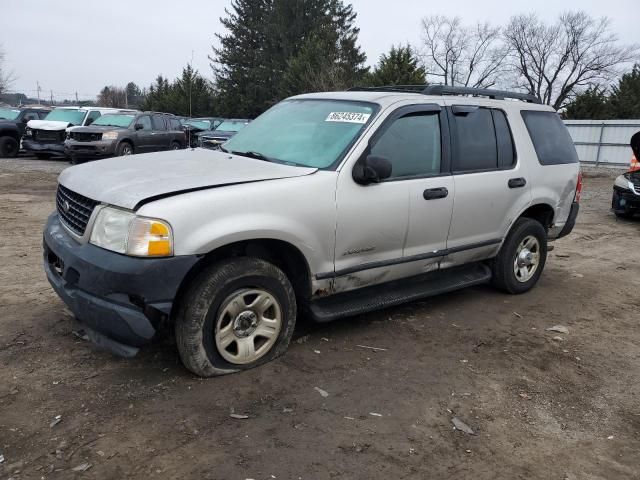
[25,127,32,137]
[89,206,173,257]
[102,131,119,140]
[614,175,632,191]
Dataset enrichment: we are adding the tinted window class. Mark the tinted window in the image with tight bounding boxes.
[152,115,167,130]
[137,116,152,130]
[169,118,182,130]
[521,111,579,165]
[371,112,441,179]
[38,111,49,119]
[23,112,39,122]
[452,107,497,172]
[492,110,516,169]
[86,111,101,125]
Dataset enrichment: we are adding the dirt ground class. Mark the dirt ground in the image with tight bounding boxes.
[1,158,639,480]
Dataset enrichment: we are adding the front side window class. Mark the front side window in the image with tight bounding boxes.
[44,109,86,126]
[23,112,39,122]
[223,99,377,168]
[521,110,579,165]
[85,111,101,125]
[136,116,152,130]
[370,112,441,179]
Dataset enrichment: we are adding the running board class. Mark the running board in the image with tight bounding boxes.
[308,263,492,323]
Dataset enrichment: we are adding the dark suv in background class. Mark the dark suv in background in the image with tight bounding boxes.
[65,112,186,162]
[197,118,250,149]
[0,106,50,157]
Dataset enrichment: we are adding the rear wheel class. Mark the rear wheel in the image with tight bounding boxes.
[117,142,133,156]
[170,141,181,150]
[0,136,19,158]
[491,218,547,294]
[175,257,297,377]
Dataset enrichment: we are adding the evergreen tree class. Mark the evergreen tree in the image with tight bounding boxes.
[564,87,610,119]
[125,82,143,108]
[366,45,426,87]
[607,65,640,119]
[211,0,367,118]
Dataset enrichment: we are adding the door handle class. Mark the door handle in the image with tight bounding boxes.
[508,177,527,188]
[423,187,449,200]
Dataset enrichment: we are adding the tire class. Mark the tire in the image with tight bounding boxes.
[491,218,548,294]
[175,257,297,377]
[170,141,181,150]
[116,142,133,156]
[0,136,19,158]
[35,153,51,160]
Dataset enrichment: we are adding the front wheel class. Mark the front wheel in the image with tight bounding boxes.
[116,142,133,156]
[491,218,547,294]
[175,257,297,377]
[0,136,19,158]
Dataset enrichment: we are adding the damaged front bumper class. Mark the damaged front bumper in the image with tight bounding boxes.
[43,214,199,357]
[23,139,66,156]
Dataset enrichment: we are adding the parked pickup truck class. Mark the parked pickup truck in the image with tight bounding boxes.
[43,86,581,377]
[0,106,50,157]
[24,106,137,159]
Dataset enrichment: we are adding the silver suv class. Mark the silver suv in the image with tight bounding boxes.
[43,86,582,377]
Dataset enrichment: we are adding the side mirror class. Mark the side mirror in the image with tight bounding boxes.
[135,123,144,130]
[352,154,392,185]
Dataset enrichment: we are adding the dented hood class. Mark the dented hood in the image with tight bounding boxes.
[27,119,73,131]
[58,148,317,210]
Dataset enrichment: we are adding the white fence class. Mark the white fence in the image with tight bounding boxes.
[563,120,640,167]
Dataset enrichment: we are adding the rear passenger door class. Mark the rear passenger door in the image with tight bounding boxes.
[151,115,170,150]
[442,105,531,268]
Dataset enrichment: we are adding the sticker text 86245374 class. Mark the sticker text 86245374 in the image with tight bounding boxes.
[325,112,371,124]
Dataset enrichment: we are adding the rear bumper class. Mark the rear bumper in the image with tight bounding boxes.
[23,139,66,155]
[64,139,117,158]
[553,202,579,239]
[43,214,199,355]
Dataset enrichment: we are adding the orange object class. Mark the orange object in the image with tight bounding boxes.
[631,154,640,172]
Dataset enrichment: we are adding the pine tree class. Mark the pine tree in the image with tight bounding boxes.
[607,65,640,119]
[210,0,368,118]
[367,45,426,87]
[564,87,610,120]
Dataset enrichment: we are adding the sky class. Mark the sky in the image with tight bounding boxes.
[3,0,639,101]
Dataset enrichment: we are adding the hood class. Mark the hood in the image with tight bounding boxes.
[68,125,125,133]
[27,119,72,131]
[58,148,317,210]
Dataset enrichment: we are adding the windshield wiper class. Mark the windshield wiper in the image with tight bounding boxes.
[219,146,229,153]
[230,150,272,162]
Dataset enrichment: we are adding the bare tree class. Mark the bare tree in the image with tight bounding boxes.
[0,44,15,95]
[97,86,127,108]
[420,15,508,88]
[504,12,638,109]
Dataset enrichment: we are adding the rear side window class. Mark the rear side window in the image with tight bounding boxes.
[493,110,516,169]
[169,118,181,130]
[451,107,497,172]
[371,112,441,179]
[152,115,167,130]
[521,111,579,165]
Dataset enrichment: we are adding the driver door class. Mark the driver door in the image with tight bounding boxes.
[333,104,453,293]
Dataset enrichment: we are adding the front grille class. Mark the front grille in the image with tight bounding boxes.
[56,184,98,236]
[34,129,65,143]
[71,132,102,142]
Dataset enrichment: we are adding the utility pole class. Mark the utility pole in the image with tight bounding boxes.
[36,81,41,104]
[189,49,194,118]
[75,91,78,104]
[50,90,53,105]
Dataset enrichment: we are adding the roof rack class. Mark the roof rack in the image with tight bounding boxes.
[349,85,541,104]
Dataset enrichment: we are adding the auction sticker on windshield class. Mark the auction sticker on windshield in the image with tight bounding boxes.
[325,112,371,124]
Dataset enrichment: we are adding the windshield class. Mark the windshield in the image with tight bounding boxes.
[223,100,376,168]
[0,108,21,120]
[44,109,87,126]
[216,120,248,133]
[183,119,211,130]
[92,114,135,128]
